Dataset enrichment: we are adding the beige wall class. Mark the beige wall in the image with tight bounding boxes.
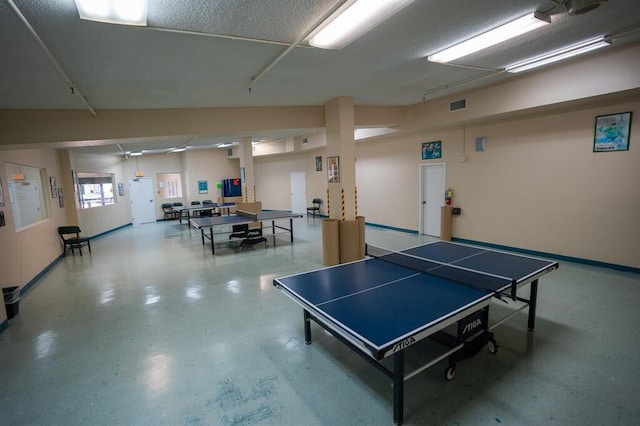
[181,149,239,202]
[70,152,132,236]
[0,149,68,323]
[254,155,308,211]
[353,98,639,268]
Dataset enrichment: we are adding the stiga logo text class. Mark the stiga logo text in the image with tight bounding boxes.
[392,337,416,352]
[462,319,482,335]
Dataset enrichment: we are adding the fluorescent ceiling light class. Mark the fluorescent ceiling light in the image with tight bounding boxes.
[216,143,234,148]
[506,37,610,73]
[310,0,415,49]
[428,12,551,63]
[74,0,148,26]
[171,147,186,153]
[129,151,143,156]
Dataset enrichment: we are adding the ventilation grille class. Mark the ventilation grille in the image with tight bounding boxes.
[565,0,607,15]
[450,99,467,112]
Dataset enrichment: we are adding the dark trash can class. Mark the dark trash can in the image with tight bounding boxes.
[2,286,20,319]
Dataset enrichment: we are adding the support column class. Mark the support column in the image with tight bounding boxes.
[237,137,256,202]
[322,97,364,265]
[325,97,356,220]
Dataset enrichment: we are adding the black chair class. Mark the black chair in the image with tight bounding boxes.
[307,198,321,217]
[162,203,176,220]
[229,223,266,248]
[58,226,91,257]
[173,202,186,220]
[201,200,214,217]
[190,201,202,217]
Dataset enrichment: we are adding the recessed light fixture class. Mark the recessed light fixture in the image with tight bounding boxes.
[74,0,148,26]
[309,0,415,49]
[506,37,610,73]
[428,12,551,63]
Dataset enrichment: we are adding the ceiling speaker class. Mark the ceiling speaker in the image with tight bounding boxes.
[475,137,486,152]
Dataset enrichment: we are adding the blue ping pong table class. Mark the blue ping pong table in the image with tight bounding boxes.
[174,202,236,225]
[190,210,303,254]
[273,240,559,425]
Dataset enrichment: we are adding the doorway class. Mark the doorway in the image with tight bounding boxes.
[420,163,446,236]
[128,177,156,225]
[290,172,307,214]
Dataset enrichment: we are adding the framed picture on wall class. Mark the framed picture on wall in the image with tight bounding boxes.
[198,180,208,194]
[422,141,442,160]
[327,156,340,183]
[0,176,4,207]
[118,183,125,197]
[50,176,57,197]
[315,156,322,171]
[593,112,632,152]
[58,188,64,208]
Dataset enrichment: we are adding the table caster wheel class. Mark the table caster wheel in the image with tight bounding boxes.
[444,364,456,381]
[488,339,498,354]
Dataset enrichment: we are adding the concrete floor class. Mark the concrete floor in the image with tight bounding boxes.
[1,218,639,425]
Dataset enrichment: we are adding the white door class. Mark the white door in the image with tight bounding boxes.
[420,164,446,236]
[290,172,307,214]
[129,177,156,225]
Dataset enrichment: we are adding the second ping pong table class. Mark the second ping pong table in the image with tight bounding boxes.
[274,240,559,425]
[174,202,236,225]
[190,210,303,254]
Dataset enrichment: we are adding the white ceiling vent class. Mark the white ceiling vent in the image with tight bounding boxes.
[449,99,467,112]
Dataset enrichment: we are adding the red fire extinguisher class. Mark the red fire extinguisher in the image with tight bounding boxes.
[445,188,453,205]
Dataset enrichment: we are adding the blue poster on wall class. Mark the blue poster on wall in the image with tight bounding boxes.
[198,180,208,194]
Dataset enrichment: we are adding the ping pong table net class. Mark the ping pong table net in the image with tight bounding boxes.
[366,245,516,297]
[235,209,260,221]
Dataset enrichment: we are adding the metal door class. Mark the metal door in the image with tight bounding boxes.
[128,177,156,225]
[420,163,446,236]
[290,172,307,214]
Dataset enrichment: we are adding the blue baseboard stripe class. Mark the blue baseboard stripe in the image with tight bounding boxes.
[360,222,637,273]
[21,223,133,297]
[452,237,639,274]
[0,319,8,334]
[21,256,63,296]
[91,223,132,240]
[364,221,419,235]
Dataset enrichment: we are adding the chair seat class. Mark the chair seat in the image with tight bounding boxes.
[58,226,92,256]
[229,224,266,248]
[307,198,322,216]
